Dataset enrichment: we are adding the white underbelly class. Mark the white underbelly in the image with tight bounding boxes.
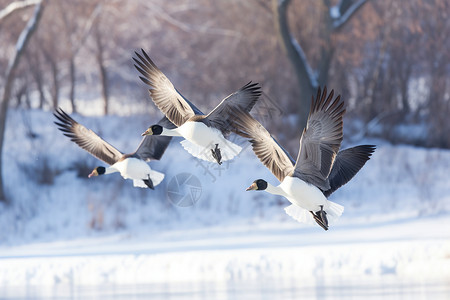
[279,176,328,211]
[177,121,242,162]
[113,158,151,180]
[178,121,224,147]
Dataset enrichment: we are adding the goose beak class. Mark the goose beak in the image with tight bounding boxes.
[141,128,153,136]
[88,169,98,178]
[246,182,257,191]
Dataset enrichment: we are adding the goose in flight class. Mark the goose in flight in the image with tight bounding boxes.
[231,87,375,230]
[54,108,174,189]
[133,49,262,165]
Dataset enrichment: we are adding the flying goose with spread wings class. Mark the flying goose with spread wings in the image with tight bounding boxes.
[54,108,175,189]
[133,49,262,165]
[231,87,375,230]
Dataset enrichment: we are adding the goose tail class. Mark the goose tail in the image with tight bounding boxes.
[149,169,165,187]
[132,170,165,188]
[326,200,344,221]
[180,139,241,163]
[284,204,316,225]
[284,200,344,229]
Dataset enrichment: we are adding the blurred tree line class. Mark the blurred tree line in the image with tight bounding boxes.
[0,0,449,184]
[2,0,449,142]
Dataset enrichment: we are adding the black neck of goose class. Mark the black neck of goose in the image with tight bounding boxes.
[97,166,106,175]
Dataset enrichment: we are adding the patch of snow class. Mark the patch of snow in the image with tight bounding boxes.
[330,5,340,19]
[0,108,449,294]
[0,217,449,287]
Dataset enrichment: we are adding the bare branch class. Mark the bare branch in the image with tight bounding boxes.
[74,3,103,56]
[142,2,242,38]
[0,0,45,202]
[5,1,44,76]
[291,38,319,89]
[349,111,394,142]
[0,0,40,22]
[271,0,317,128]
[332,0,370,31]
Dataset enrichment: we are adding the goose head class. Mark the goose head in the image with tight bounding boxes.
[246,179,268,191]
[88,166,106,178]
[142,125,163,136]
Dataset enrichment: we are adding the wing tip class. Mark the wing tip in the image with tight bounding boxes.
[311,86,345,116]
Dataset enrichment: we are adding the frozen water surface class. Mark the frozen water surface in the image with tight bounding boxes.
[1,279,449,300]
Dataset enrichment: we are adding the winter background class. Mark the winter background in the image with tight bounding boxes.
[1,1,449,299]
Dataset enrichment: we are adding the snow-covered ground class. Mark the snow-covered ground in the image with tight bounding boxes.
[1,109,450,299]
[1,216,450,284]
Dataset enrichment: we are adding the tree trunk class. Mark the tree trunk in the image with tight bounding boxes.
[69,57,77,113]
[95,28,109,115]
[31,56,47,109]
[50,59,59,110]
[272,0,315,129]
[14,85,24,108]
[0,1,45,203]
[43,49,59,109]
[99,58,108,115]
[398,62,411,114]
[58,2,101,115]
[271,0,369,129]
[317,0,334,86]
[428,63,448,147]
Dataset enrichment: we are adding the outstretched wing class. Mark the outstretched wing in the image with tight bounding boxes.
[53,108,123,166]
[323,145,376,197]
[134,116,176,161]
[133,49,203,126]
[230,108,295,182]
[293,87,346,191]
[206,82,262,134]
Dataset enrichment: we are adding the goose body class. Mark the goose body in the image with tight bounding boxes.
[278,177,328,211]
[54,109,172,189]
[103,157,164,188]
[233,87,375,230]
[254,176,341,227]
[177,122,242,163]
[176,121,220,145]
[134,49,260,164]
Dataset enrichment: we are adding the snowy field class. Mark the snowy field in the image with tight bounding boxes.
[1,109,450,299]
[1,217,449,299]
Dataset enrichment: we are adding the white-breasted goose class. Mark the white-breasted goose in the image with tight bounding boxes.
[54,108,174,189]
[230,87,375,230]
[133,49,262,165]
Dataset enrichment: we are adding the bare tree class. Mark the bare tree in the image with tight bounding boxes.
[26,47,47,109]
[0,0,45,203]
[0,0,40,23]
[57,1,101,113]
[34,2,66,110]
[422,0,450,147]
[93,23,109,115]
[271,0,370,128]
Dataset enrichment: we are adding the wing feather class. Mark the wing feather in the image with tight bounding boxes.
[323,145,376,197]
[293,87,346,190]
[53,108,123,165]
[230,108,294,182]
[134,116,176,161]
[133,49,197,126]
[206,82,262,134]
